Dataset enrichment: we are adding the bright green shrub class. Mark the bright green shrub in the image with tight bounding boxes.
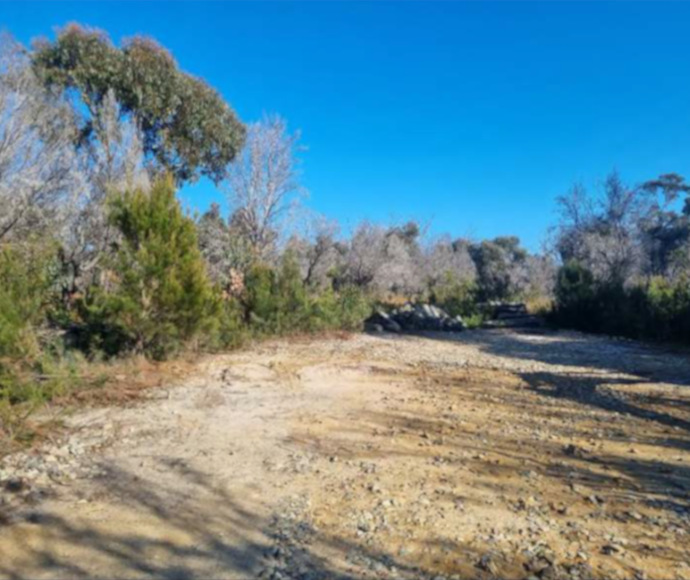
[82,176,218,359]
[243,256,316,334]
[242,263,281,331]
[273,254,312,330]
[329,285,372,330]
[636,277,690,340]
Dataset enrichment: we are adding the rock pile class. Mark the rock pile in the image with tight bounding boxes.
[483,302,543,329]
[365,303,465,334]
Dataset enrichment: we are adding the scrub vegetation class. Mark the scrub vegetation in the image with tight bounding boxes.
[1,24,689,440]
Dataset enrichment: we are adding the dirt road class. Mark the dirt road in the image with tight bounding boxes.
[1,329,690,579]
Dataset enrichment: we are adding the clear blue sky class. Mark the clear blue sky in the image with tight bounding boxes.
[3,2,690,250]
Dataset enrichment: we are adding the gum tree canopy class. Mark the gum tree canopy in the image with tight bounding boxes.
[32,24,245,184]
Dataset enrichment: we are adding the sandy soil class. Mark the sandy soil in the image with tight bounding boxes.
[1,329,689,579]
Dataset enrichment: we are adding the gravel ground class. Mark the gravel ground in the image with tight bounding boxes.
[1,328,689,579]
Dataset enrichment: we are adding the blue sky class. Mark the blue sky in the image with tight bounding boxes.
[3,2,690,250]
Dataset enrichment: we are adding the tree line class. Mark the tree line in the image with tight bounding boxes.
[552,171,690,341]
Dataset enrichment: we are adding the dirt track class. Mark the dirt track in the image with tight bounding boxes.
[1,329,690,579]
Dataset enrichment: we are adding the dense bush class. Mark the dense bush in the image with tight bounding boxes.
[242,254,371,336]
[553,261,690,342]
[552,261,597,330]
[80,176,219,359]
[0,243,57,360]
[0,242,77,438]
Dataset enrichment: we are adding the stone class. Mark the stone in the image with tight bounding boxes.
[3,478,26,493]
[476,552,499,575]
[364,302,464,334]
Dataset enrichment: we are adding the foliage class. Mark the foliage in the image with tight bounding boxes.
[552,261,597,330]
[80,176,218,359]
[32,23,245,184]
[468,237,527,301]
[197,202,254,288]
[553,261,690,342]
[310,286,372,332]
[551,170,690,343]
[332,221,427,296]
[0,242,73,440]
[242,254,371,335]
[638,173,690,277]
[428,272,480,319]
[198,296,248,351]
[0,243,58,360]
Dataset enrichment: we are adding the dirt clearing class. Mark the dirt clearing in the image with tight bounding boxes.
[1,329,690,579]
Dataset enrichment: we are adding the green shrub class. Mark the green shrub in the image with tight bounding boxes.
[0,242,76,439]
[330,285,372,330]
[0,243,58,360]
[242,254,371,336]
[429,273,480,319]
[636,277,690,341]
[552,261,597,330]
[207,296,248,350]
[81,176,218,359]
[553,261,690,343]
[310,286,372,332]
[243,262,293,333]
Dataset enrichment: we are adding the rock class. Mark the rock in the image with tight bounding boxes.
[477,552,499,575]
[601,544,621,555]
[365,322,384,333]
[364,303,464,334]
[481,301,544,329]
[366,309,402,333]
[367,483,382,494]
[3,478,26,493]
[563,444,587,458]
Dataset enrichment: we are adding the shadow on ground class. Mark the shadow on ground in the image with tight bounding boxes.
[286,331,690,578]
[0,459,433,580]
[377,327,690,386]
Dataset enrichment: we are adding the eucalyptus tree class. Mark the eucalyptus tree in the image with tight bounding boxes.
[60,90,150,296]
[32,23,245,184]
[638,173,690,277]
[468,236,529,301]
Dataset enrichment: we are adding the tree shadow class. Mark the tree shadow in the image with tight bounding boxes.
[0,459,437,580]
[281,334,690,578]
[286,402,690,578]
[369,329,690,443]
[521,370,690,434]
[378,328,690,387]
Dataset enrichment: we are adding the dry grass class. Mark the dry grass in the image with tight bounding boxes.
[0,352,204,458]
